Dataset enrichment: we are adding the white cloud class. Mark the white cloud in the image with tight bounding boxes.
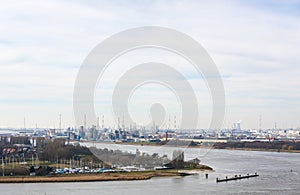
[0,0,299,128]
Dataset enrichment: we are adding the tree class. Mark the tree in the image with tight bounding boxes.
[171,150,184,169]
[29,166,35,173]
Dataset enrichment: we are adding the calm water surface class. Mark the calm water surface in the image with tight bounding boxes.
[1,143,299,195]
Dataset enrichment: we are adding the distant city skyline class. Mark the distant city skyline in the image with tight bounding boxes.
[0,1,300,129]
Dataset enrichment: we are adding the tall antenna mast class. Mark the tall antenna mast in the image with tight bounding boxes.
[84,114,87,130]
[23,117,26,130]
[102,115,104,129]
[174,115,177,130]
[96,116,100,130]
[259,115,262,130]
[2,156,4,176]
[59,114,62,134]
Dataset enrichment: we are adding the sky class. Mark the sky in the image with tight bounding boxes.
[0,0,300,129]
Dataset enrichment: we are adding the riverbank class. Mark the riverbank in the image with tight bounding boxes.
[221,147,300,153]
[0,169,206,183]
[106,141,300,153]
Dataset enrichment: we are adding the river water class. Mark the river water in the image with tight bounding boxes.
[1,143,299,195]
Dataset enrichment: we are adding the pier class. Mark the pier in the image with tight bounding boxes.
[216,173,259,182]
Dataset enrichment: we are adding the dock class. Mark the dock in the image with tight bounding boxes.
[216,173,259,182]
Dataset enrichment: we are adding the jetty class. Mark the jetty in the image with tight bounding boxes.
[216,173,259,182]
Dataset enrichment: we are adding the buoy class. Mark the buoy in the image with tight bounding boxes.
[205,173,208,179]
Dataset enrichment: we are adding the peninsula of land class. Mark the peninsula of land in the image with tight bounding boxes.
[0,168,212,183]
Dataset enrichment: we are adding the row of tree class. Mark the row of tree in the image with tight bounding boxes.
[213,141,300,150]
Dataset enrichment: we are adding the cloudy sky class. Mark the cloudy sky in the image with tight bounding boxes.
[0,0,300,129]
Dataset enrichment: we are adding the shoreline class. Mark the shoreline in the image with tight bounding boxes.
[88,141,300,154]
[0,170,205,184]
[220,147,300,153]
